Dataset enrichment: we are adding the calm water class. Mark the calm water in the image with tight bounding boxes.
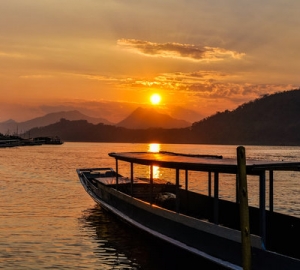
[1,142,300,269]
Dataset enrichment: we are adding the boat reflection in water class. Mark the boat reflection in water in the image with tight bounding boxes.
[79,205,224,270]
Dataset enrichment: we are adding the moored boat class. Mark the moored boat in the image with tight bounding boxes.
[0,139,20,147]
[33,136,63,145]
[76,147,300,269]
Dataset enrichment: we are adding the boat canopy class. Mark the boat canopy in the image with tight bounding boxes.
[108,151,300,174]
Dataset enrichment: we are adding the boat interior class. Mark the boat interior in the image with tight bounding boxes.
[80,167,300,261]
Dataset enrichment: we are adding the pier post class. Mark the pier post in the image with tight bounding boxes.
[237,146,251,270]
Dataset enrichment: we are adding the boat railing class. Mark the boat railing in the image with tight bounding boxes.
[109,149,300,259]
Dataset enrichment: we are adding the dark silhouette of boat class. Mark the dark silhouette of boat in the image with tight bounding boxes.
[77,147,300,269]
[33,136,63,145]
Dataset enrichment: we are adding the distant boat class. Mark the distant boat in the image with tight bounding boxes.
[76,148,300,269]
[0,139,20,148]
[33,136,63,145]
[20,139,43,146]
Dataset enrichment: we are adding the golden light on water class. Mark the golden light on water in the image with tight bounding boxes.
[151,166,160,179]
[148,143,160,178]
[148,143,160,152]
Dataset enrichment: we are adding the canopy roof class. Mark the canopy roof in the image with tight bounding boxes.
[108,151,300,174]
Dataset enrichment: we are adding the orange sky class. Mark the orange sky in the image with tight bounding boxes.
[1,1,299,122]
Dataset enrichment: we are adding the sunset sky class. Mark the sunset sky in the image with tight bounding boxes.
[1,0,299,123]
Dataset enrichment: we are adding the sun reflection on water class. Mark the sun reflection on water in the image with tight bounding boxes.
[148,143,160,153]
[148,143,160,178]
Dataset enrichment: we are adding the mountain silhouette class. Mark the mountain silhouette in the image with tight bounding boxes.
[15,88,300,146]
[116,107,191,129]
[191,88,300,145]
[0,110,114,134]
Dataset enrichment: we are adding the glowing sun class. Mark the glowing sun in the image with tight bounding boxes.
[150,93,161,105]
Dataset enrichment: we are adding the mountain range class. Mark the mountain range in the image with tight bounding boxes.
[3,88,300,146]
[0,110,114,135]
[0,107,191,135]
[19,88,300,145]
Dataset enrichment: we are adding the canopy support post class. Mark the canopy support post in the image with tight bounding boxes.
[237,146,252,270]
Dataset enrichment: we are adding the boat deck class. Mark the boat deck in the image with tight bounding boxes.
[95,176,171,186]
[95,176,132,185]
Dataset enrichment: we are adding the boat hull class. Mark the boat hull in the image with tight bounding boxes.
[78,170,300,270]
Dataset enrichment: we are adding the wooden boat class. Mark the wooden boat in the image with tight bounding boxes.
[76,147,300,269]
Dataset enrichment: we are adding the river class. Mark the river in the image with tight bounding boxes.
[1,142,300,269]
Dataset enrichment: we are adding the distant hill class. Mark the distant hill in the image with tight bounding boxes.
[21,88,300,146]
[0,110,114,134]
[191,88,300,145]
[23,119,193,143]
[116,107,191,129]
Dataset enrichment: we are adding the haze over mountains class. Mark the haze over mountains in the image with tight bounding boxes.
[2,88,300,145]
[0,110,114,135]
[0,107,191,134]
[19,88,300,146]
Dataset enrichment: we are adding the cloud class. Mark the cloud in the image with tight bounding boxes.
[113,69,296,102]
[117,39,245,61]
[74,68,295,104]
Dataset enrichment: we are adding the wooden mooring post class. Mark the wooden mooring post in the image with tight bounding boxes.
[237,146,252,270]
